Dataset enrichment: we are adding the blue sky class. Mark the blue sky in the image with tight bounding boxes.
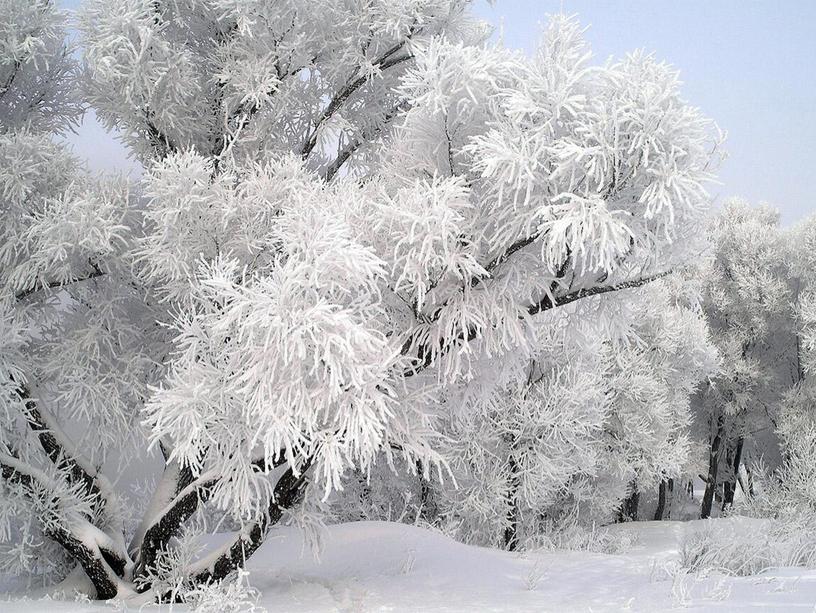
[64,1,816,224]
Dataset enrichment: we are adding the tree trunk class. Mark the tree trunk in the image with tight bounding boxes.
[416,460,437,522]
[722,436,744,511]
[0,455,126,600]
[739,460,755,498]
[503,455,520,551]
[701,413,726,519]
[654,478,674,521]
[618,481,639,522]
[188,463,310,586]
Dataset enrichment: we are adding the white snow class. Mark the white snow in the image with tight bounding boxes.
[4,519,816,612]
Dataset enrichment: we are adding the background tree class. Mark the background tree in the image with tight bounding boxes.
[411,277,716,549]
[694,201,794,518]
[755,214,816,519]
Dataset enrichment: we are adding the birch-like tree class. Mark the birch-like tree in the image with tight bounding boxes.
[1,3,721,601]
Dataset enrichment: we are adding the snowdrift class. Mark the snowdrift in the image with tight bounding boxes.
[4,519,816,612]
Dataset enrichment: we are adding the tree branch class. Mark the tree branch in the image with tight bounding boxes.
[16,386,119,526]
[212,60,313,173]
[143,110,178,159]
[134,455,288,586]
[128,458,188,556]
[471,234,541,290]
[324,99,411,181]
[134,473,218,582]
[0,59,22,100]
[526,269,674,316]
[301,46,412,160]
[402,269,673,378]
[14,263,105,302]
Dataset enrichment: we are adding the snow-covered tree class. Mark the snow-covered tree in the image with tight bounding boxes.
[599,277,718,524]
[1,3,721,600]
[752,214,816,519]
[0,0,161,598]
[414,277,716,549]
[694,201,796,518]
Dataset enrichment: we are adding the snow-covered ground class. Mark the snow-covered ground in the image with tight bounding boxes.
[4,519,816,612]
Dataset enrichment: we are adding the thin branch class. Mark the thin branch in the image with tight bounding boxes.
[324,99,411,181]
[471,235,540,290]
[526,269,674,316]
[402,269,673,378]
[0,59,22,100]
[301,47,412,160]
[15,263,105,302]
[143,111,178,159]
[212,60,312,172]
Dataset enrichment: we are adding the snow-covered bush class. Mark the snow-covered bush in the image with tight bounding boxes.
[184,570,266,613]
[526,516,640,556]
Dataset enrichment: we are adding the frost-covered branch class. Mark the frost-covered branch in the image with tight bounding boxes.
[14,262,105,302]
[324,99,411,181]
[527,270,676,316]
[301,43,414,160]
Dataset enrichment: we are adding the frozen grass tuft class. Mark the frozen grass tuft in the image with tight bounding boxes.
[185,569,265,613]
[680,516,816,577]
[529,521,639,555]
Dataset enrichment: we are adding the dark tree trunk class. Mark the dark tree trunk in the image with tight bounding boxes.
[416,460,437,521]
[618,481,639,522]
[722,436,744,511]
[0,457,125,599]
[654,478,674,521]
[701,413,726,519]
[134,476,217,583]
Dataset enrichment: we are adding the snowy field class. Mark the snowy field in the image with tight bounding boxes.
[4,519,816,612]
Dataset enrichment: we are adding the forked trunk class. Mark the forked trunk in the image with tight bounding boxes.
[722,437,745,511]
[618,481,639,522]
[701,413,726,519]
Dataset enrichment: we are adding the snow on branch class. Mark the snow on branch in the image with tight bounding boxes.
[527,270,676,316]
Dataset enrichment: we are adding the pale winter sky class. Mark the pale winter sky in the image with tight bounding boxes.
[62,0,815,224]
